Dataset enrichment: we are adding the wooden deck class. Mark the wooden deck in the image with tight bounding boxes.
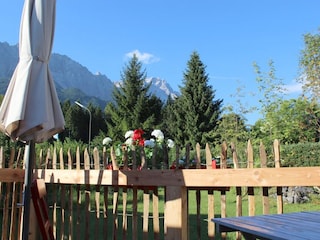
[213,211,320,240]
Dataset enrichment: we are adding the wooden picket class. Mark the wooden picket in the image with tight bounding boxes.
[1,140,320,239]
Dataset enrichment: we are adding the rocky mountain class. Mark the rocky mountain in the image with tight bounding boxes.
[0,42,179,108]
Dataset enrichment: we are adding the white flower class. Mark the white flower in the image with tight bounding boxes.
[167,139,175,148]
[151,129,164,143]
[102,137,112,145]
[125,130,134,139]
[144,139,155,148]
[125,137,133,146]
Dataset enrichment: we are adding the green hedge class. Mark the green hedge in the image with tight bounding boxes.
[281,142,320,167]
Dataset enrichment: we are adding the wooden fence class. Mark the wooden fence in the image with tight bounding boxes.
[1,140,320,239]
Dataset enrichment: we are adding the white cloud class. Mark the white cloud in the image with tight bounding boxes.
[282,82,303,94]
[125,50,160,64]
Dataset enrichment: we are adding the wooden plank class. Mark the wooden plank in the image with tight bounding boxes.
[10,179,21,239]
[220,141,227,239]
[67,148,73,240]
[205,143,212,168]
[17,182,24,240]
[274,139,283,214]
[93,148,101,239]
[102,146,107,168]
[84,148,91,240]
[122,145,129,170]
[122,187,128,240]
[110,146,119,170]
[206,145,214,239]
[207,189,214,239]
[220,142,227,169]
[196,189,201,239]
[230,142,239,169]
[59,148,66,240]
[52,147,57,238]
[260,142,269,215]
[140,147,147,170]
[16,150,24,240]
[196,144,201,239]
[32,167,320,187]
[112,187,119,240]
[0,169,25,182]
[143,188,150,240]
[103,149,109,238]
[164,186,188,240]
[9,148,18,239]
[132,187,138,240]
[2,149,15,240]
[152,188,160,240]
[196,143,201,169]
[231,142,242,240]
[103,185,109,236]
[247,140,255,217]
[235,187,242,240]
[75,147,82,240]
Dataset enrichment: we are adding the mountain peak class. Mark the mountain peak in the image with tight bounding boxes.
[0,41,179,107]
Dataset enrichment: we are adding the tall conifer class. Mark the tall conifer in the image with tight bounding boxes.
[175,51,222,147]
[106,55,160,141]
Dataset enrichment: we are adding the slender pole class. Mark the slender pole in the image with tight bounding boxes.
[22,140,35,240]
[75,101,92,163]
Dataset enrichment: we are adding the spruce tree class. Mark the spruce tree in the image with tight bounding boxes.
[106,55,161,141]
[162,97,179,140]
[175,51,222,147]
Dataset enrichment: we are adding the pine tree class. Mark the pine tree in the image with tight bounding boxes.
[175,51,222,147]
[106,55,161,141]
[162,97,179,140]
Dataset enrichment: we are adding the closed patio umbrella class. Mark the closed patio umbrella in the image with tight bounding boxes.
[0,0,64,238]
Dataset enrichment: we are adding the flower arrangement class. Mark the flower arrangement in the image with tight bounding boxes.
[103,129,174,169]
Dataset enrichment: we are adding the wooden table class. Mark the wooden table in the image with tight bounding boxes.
[212,211,320,240]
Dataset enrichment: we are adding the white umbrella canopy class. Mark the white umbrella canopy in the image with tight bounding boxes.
[0,0,64,142]
[0,0,64,238]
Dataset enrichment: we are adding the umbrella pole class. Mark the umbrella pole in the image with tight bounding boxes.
[22,140,35,240]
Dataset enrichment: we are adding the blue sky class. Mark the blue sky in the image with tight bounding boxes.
[1,0,320,124]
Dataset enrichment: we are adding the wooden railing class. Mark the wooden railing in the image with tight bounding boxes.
[1,140,320,239]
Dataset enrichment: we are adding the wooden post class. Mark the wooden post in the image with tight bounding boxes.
[260,142,270,215]
[206,143,215,239]
[165,186,188,240]
[220,142,227,239]
[247,140,255,217]
[274,139,283,214]
[231,142,242,240]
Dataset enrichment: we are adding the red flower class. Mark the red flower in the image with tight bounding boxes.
[132,129,145,146]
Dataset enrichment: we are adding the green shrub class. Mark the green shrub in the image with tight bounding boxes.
[281,142,320,167]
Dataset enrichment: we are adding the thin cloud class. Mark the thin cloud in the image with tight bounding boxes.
[282,82,303,94]
[125,50,160,64]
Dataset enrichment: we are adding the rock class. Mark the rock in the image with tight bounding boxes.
[282,186,313,204]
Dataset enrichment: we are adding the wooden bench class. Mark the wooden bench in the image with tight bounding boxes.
[212,211,320,240]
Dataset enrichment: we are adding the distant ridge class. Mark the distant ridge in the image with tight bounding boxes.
[0,41,179,108]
